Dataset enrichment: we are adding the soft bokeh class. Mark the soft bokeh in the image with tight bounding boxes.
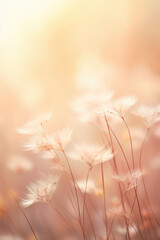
[0,0,160,239]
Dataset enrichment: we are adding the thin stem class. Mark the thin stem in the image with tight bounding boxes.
[48,199,82,237]
[82,169,90,229]
[5,211,24,237]
[103,115,131,240]
[41,124,78,215]
[75,175,97,240]
[139,127,160,229]
[121,117,146,239]
[109,126,131,171]
[108,125,138,217]
[107,215,116,239]
[15,200,38,240]
[62,150,86,240]
[103,118,145,239]
[41,124,86,239]
[101,160,109,239]
[122,117,135,169]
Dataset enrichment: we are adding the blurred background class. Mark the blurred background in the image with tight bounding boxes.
[0,0,160,239]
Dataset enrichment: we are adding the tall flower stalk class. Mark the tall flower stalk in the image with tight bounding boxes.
[18,95,160,240]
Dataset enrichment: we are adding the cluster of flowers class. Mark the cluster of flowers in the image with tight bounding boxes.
[18,93,160,240]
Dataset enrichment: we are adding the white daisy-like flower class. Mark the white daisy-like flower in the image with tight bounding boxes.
[21,174,60,207]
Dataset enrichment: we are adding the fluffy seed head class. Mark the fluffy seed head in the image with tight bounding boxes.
[18,112,53,135]
[133,104,160,127]
[21,174,60,207]
[113,169,143,191]
[68,145,113,169]
[111,96,137,117]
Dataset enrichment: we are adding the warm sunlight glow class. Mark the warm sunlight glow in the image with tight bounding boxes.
[1,1,160,239]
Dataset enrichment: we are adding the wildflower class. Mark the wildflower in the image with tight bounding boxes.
[18,112,53,135]
[23,136,53,152]
[68,145,113,169]
[49,128,72,151]
[71,92,112,122]
[113,169,143,191]
[23,128,72,153]
[94,148,113,165]
[21,174,60,207]
[133,105,160,128]
[111,96,137,118]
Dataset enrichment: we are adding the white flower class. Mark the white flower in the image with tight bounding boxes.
[133,105,160,127]
[94,148,114,166]
[71,92,112,123]
[21,174,60,207]
[23,137,53,152]
[68,145,113,169]
[113,170,143,191]
[111,96,137,117]
[18,112,53,135]
[23,128,72,153]
[50,128,72,151]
